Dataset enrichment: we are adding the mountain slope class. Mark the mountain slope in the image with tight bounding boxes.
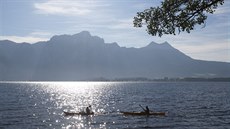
[0,31,229,81]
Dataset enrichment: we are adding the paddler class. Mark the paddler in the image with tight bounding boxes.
[145,106,150,115]
[86,105,92,114]
[139,105,150,115]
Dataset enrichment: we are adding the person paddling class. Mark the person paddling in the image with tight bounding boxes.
[145,106,150,115]
[85,105,93,115]
[139,105,150,115]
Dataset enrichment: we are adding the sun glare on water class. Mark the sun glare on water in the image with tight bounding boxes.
[31,81,118,128]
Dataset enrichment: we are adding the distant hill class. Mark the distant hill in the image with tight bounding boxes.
[0,31,230,81]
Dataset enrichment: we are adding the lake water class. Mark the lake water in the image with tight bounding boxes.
[0,82,229,129]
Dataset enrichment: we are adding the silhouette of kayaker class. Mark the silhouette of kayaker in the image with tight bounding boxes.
[139,105,150,115]
[86,105,92,114]
[145,106,150,114]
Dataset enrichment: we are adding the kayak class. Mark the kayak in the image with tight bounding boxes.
[121,111,166,116]
[64,111,94,116]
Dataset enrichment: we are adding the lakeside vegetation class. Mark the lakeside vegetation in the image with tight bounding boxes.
[92,77,230,82]
[1,77,229,82]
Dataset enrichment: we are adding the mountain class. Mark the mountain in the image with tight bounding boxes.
[0,31,230,81]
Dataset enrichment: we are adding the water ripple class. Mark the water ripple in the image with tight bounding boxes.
[0,82,230,128]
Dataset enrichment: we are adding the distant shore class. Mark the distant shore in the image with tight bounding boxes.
[1,77,229,82]
[108,77,230,82]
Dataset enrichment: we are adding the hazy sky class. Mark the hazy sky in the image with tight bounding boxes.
[0,0,229,62]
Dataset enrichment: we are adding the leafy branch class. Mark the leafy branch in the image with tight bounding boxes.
[133,0,224,37]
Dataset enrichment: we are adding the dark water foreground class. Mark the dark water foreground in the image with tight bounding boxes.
[0,82,229,129]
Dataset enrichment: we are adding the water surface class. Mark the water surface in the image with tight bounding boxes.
[0,82,229,128]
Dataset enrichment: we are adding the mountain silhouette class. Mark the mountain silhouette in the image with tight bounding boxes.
[0,31,229,81]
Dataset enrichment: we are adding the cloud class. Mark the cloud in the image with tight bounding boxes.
[0,30,53,43]
[174,42,228,54]
[132,1,161,10]
[30,31,52,36]
[109,19,134,29]
[34,0,110,16]
[0,36,49,43]
[214,1,230,15]
[170,38,230,62]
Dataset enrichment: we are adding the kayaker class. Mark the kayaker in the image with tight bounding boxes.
[139,104,150,114]
[86,105,91,114]
[145,106,150,115]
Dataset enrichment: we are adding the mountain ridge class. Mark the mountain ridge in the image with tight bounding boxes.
[0,31,229,81]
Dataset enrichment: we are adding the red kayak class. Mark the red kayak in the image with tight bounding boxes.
[64,111,94,116]
[121,111,166,116]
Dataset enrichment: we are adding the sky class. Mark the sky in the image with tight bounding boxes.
[0,0,230,62]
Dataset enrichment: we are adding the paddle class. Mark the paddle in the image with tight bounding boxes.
[139,105,154,113]
[139,104,146,112]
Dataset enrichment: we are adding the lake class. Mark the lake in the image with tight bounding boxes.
[0,82,229,129]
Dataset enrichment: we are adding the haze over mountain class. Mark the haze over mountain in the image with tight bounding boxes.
[0,31,229,81]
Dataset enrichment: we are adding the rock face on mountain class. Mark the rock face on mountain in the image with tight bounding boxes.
[0,31,229,81]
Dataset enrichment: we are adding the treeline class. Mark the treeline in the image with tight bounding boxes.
[152,77,230,82]
[91,77,230,82]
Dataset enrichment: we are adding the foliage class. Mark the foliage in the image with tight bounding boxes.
[133,0,224,37]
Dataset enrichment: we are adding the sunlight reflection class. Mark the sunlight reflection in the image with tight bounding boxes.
[34,81,122,128]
